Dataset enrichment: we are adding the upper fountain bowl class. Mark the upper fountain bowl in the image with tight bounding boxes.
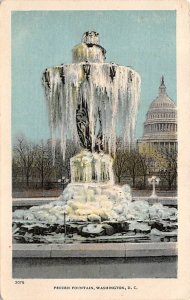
[72,31,106,63]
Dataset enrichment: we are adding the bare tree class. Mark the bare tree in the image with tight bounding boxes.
[13,136,35,186]
[33,140,53,187]
[53,139,80,181]
[158,147,177,190]
[138,153,151,188]
[113,140,145,186]
[113,149,129,183]
[137,143,178,189]
[126,150,142,187]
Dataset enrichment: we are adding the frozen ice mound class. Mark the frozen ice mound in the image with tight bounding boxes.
[56,183,132,221]
[13,183,177,223]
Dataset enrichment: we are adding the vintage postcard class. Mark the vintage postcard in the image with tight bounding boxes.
[1,0,190,299]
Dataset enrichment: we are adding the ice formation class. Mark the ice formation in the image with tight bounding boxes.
[35,32,146,223]
[70,150,114,184]
[13,189,177,224]
[42,32,141,160]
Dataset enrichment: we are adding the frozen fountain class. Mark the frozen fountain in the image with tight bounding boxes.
[39,31,141,223]
[13,32,177,242]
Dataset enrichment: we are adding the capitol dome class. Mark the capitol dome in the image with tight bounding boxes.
[138,76,177,150]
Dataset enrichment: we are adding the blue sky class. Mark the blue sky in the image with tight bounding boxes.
[12,10,176,143]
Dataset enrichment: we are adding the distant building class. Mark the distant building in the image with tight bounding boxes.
[138,76,177,152]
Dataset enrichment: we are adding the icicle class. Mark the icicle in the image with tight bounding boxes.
[42,62,141,160]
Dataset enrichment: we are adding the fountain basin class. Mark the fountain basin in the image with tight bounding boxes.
[13,242,177,258]
[12,191,178,244]
[12,242,177,278]
[12,197,178,278]
[12,196,177,208]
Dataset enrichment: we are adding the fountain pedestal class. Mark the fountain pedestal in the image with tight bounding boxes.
[54,149,133,222]
[70,150,114,184]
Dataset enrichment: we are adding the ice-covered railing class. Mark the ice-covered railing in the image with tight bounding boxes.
[42,62,141,161]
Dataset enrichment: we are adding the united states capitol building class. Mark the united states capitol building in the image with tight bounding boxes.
[137,76,177,152]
